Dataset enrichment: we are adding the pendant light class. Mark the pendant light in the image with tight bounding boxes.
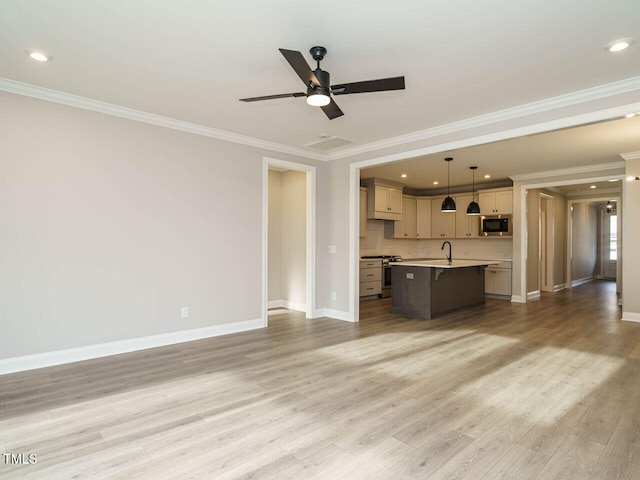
[441,157,456,212]
[466,166,481,215]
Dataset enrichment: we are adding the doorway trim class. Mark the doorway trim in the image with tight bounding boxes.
[566,194,621,292]
[539,193,554,293]
[262,157,316,326]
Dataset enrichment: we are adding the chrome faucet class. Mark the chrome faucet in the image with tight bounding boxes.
[441,241,452,263]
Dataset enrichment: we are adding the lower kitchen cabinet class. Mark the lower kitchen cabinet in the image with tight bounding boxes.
[485,262,512,297]
[359,259,382,297]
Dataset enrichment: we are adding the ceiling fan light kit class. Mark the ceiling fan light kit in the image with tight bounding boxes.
[239,46,405,119]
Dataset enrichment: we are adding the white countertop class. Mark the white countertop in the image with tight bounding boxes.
[390,259,500,268]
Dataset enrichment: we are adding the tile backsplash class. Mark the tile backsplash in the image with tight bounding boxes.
[360,219,513,260]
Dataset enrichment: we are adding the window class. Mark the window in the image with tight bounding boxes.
[609,215,617,261]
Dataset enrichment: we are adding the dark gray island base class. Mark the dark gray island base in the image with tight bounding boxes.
[391,261,490,319]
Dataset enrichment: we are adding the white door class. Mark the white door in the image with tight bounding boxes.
[602,212,617,279]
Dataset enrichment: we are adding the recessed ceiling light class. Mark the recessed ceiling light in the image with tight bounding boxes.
[25,49,52,62]
[590,185,597,189]
[484,174,491,179]
[432,181,439,185]
[401,173,407,178]
[607,38,633,52]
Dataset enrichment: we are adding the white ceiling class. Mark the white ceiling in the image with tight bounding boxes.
[1,0,640,175]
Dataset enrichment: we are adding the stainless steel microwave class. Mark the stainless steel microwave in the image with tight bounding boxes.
[480,215,512,236]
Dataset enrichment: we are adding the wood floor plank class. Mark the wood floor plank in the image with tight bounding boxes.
[1,280,638,479]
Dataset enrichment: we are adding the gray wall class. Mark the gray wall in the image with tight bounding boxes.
[0,92,317,360]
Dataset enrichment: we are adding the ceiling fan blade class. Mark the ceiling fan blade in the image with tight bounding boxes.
[321,98,344,120]
[239,92,306,102]
[331,76,405,95]
[279,48,320,87]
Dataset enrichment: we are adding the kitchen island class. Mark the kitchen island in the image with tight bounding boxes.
[390,259,497,319]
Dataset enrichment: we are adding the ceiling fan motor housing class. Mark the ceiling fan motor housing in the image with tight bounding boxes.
[309,68,331,96]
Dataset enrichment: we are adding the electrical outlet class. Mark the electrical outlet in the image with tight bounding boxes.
[331,291,337,300]
[328,245,336,254]
[181,306,189,318]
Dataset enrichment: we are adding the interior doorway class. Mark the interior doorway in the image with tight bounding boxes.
[262,157,316,326]
[601,204,617,279]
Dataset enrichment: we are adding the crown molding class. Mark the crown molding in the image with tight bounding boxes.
[3,75,640,164]
[620,151,640,161]
[0,77,327,162]
[326,75,640,160]
[510,161,626,181]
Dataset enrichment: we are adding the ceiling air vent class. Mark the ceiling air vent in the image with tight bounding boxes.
[304,136,354,152]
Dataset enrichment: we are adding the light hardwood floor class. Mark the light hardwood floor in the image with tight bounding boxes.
[2,280,640,479]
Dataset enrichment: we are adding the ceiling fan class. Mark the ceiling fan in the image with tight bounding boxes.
[239,46,405,120]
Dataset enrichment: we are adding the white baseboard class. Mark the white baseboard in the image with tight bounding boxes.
[622,312,640,323]
[571,276,595,287]
[554,283,568,292]
[527,290,541,300]
[0,318,264,375]
[510,295,525,303]
[267,299,306,312]
[313,308,355,322]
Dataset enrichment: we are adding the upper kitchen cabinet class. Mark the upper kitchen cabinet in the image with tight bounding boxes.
[416,197,431,239]
[385,195,417,239]
[455,194,479,238]
[478,188,513,215]
[430,196,456,238]
[361,178,404,220]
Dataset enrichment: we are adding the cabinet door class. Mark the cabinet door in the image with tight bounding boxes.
[431,198,456,238]
[492,269,512,295]
[388,187,403,214]
[403,196,417,238]
[359,188,367,237]
[485,268,511,295]
[374,185,390,213]
[455,195,479,238]
[390,196,417,238]
[479,192,496,214]
[495,190,513,214]
[416,198,431,238]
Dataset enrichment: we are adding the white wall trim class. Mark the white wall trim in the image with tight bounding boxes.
[0,319,264,375]
[4,76,640,164]
[622,312,640,322]
[268,300,307,312]
[510,295,525,303]
[327,77,640,160]
[554,283,568,292]
[571,276,596,287]
[511,162,626,182]
[0,77,326,162]
[527,290,541,300]
[314,308,356,322]
[620,151,640,161]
